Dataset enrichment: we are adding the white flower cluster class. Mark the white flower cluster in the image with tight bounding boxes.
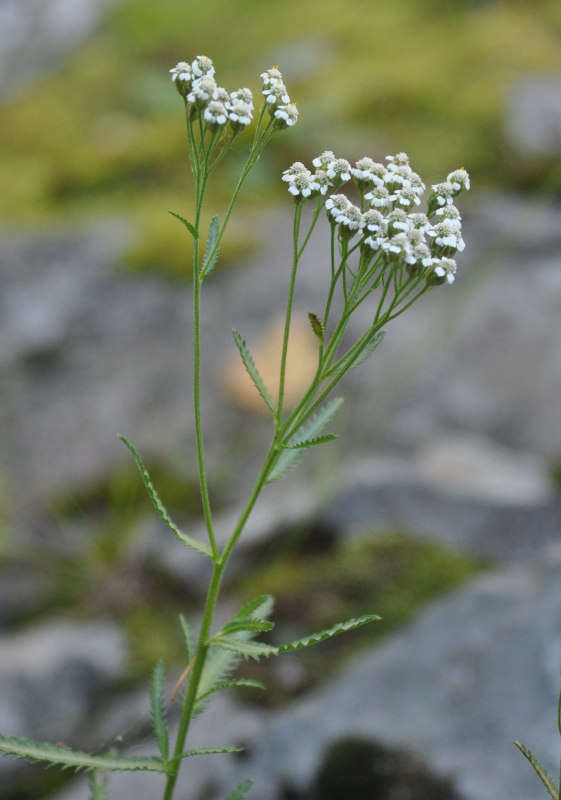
[170,56,254,132]
[260,66,298,129]
[282,151,469,285]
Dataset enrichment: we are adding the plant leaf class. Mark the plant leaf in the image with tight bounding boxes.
[220,619,274,636]
[150,660,169,761]
[212,636,277,661]
[196,679,265,706]
[327,330,386,376]
[119,436,212,557]
[282,434,338,449]
[226,779,253,800]
[230,594,274,623]
[179,614,194,663]
[88,771,109,800]
[201,215,220,277]
[266,398,343,483]
[232,330,276,415]
[0,735,169,774]
[168,210,198,239]
[274,615,380,654]
[513,741,559,800]
[178,746,243,759]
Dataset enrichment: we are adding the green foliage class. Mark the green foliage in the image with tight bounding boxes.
[179,613,194,663]
[232,331,277,416]
[119,435,212,556]
[178,746,243,759]
[226,779,253,800]
[201,215,220,277]
[267,398,343,482]
[168,210,198,239]
[513,741,559,800]
[0,735,169,774]
[150,659,170,761]
[88,770,110,800]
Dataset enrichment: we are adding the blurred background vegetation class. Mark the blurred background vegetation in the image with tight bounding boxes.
[3,0,561,278]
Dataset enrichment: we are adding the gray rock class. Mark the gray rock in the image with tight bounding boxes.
[205,544,561,800]
[506,74,561,157]
[0,0,113,100]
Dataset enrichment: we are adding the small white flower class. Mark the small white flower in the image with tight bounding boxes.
[170,61,193,96]
[282,162,308,182]
[187,77,217,108]
[287,169,314,199]
[436,204,462,227]
[428,257,457,285]
[338,204,365,237]
[386,208,410,236]
[264,82,290,107]
[325,194,351,224]
[204,100,228,130]
[392,187,422,209]
[351,158,387,188]
[191,55,215,79]
[405,240,433,272]
[362,209,386,233]
[312,150,336,170]
[261,66,284,88]
[407,212,431,233]
[384,165,413,191]
[447,167,470,194]
[427,181,455,216]
[273,103,298,128]
[214,86,231,105]
[365,186,392,210]
[325,158,352,183]
[386,152,410,172]
[429,220,465,256]
[230,87,254,112]
[382,233,410,262]
[229,100,253,130]
[310,169,331,196]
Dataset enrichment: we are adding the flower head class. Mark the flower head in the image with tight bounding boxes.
[264,82,290,108]
[170,61,193,97]
[191,55,215,79]
[325,158,352,184]
[427,181,455,216]
[386,152,410,172]
[187,77,217,109]
[429,220,465,257]
[313,151,336,171]
[261,66,284,88]
[447,167,470,194]
[365,185,392,210]
[230,87,254,112]
[427,257,457,286]
[273,103,298,129]
[229,100,253,131]
[204,100,228,131]
[351,158,387,189]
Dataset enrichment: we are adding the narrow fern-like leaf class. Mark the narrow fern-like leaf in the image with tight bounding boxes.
[179,614,194,663]
[232,330,276,415]
[88,771,109,800]
[266,398,343,483]
[282,434,338,449]
[150,660,169,761]
[168,210,198,239]
[231,594,274,623]
[212,637,277,661]
[0,735,169,774]
[119,436,212,557]
[196,679,265,706]
[201,215,220,277]
[178,746,243,759]
[226,779,253,800]
[274,614,380,653]
[513,741,559,800]
[220,619,274,636]
[327,330,386,376]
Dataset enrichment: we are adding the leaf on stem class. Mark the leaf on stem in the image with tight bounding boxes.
[282,434,338,449]
[150,660,169,761]
[230,594,274,622]
[266,397,343,483]
[196,679,265,707]
[0,735,169,774]
[326,330,386,377]
[513,741,559,800]
[211,636,277,661]
[273,614,380,654]
[179,614,194,663]
[232,331,277,415]
[118,436,212,558]
[226,779,253,800]
[220,619,274,636]
[178,746,243,760]
[201,215,220,277]
[168,210,198,239]
[88,771,109,800]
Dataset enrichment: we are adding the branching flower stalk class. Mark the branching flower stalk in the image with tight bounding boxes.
[0,55,470,800]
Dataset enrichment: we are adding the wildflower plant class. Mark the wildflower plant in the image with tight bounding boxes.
[0,56,470,799]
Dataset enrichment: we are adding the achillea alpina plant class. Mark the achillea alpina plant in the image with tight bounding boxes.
[0,55,471,800]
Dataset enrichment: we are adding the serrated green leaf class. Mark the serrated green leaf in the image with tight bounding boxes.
[201,215,220,277]
[212,637,277,661]
[119,436,212,557]
[226,779,253,800]
[274,615,380,654]
[232,331,276,415]
[196,679,265,707]
[266,398,343,483]
[179,614,194,663]
[88,771,109,800]
[327,330,386,376]
[150,660,169,761]
[282,434,338,449]
[231,594,274,623]
[220,619,274,636]
[168,210,198,239]
[513,741,559,800]
[0,735,169,774]
[178,746,243,759]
